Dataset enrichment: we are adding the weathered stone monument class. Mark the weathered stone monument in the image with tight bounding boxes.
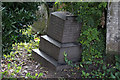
[0,1,2,59]
[32,4,48,33]
[0,25,1,80]
[32,11,82,71]
[106,2,120,63]
[106,2,120,54]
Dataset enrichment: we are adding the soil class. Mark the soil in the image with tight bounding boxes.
[1,43,101,79]
[1,47,83,79]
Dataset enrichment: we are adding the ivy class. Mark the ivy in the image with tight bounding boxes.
[63,2,107,63]
[59,2,109,78]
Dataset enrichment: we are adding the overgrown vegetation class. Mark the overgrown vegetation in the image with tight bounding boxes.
[59,2,120,79]
[1,25,43,79]
[2,2,41,54]
[62,2,107,62]
[1,2,120,79]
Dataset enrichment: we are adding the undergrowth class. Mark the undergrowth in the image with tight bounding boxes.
[61,2,120,79]
[1,25,43,79]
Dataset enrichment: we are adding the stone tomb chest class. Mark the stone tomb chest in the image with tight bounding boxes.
[32,11,82,71]
[47,11,81,43]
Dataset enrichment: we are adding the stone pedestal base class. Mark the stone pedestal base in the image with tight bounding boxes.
[32,49,73,71]
[32,11,82,71]
[39,35,82,64]
[32,35,82,71]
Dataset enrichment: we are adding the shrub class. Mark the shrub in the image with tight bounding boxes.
[2,2,41,54]
[62,2,107,63]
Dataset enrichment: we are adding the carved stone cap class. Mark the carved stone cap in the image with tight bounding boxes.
[51,11,76,20]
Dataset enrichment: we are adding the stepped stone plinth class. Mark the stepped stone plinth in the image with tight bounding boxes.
[32,11,82,71]
[39,35,82,64]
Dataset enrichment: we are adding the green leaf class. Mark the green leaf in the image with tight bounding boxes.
[115,55,120,63]
[38,73,43,78]
[107,69,111,73]
[80,64,83,68]
[102,64,106,70]
[64,52,67,57]
[116,62,120,70]
[35,73,38,77]
[110,72,116,78]
[26,72,31,77]
[86,61,92,64]
[4,54,7,58]
[82,70,86,76]
[116,76,120,80]
[7,63,11,69]
[115,72,120,77]
[86,73,90,76]
[109,67,116,72]
[16,70,19,73]
[15,64,17,67]
[65,58,68,62]
[5,30,13,37]
[17,66,22,70]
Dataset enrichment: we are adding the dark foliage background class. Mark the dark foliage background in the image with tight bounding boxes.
[2,2,41,54]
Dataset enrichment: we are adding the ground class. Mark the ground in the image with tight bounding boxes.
[1,28,118,79]
[1,37,119,79]
[0,41,83,79]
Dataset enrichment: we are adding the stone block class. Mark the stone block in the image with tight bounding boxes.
[32,11,82,71]
[39,35,82,64]
[47,11,81,43]
[106,2,120,54]
[32,49,72,71]
[0,32,2,58]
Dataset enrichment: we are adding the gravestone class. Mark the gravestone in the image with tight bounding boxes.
[0,2,2,79]
[32,11,82,71]
[32,4,48,33]
[47,12,81,43]
[0,26,1,59]
[106,2,120,54]
[0,30,1,57]
[106,2,120,63]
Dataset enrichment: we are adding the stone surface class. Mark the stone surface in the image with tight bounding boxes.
[106,2,120,54]
[0,8,1,79]
[47,11,81,43]
[118,2,120,53]
[32,4,48,33]
[0,32,1,55]
[39,35,82,64]
[32,49,72,71]
[33,11,82,71]
[0,3,2,79]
